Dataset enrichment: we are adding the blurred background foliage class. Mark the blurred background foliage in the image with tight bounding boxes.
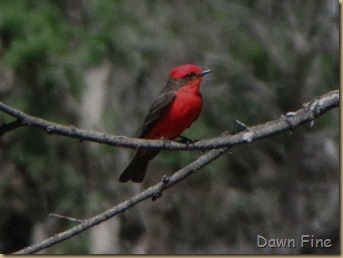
[0,0,338,254]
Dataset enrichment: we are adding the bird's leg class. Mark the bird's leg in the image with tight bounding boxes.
[177,135,199,144]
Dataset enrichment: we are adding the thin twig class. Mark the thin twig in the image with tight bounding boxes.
[0,119,24,135]
[49,213,85,223]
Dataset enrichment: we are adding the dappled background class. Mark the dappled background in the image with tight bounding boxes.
[0,0,339,254]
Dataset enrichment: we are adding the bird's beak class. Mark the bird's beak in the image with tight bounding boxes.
[200,70,212,76]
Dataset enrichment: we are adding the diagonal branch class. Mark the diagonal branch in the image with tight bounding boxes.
[0,119,24,135]
[14,147,228,254]
[12,89,339,254]
[0,89,339,151]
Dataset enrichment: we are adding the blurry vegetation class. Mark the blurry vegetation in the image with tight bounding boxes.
[0,0,338,254]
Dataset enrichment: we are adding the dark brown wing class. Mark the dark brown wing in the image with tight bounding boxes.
[138,89,176,138]
[138,76,188,138]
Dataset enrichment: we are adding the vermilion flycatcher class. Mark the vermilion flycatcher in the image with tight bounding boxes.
[119,64,211,183]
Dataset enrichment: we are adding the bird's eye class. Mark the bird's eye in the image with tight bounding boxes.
[186,72,195,77]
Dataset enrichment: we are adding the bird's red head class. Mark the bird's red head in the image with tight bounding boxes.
[169,64,211,79]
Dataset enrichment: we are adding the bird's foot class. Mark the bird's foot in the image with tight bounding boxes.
[177,135,199,144]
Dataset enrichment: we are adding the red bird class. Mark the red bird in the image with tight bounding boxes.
[119,64,211,183]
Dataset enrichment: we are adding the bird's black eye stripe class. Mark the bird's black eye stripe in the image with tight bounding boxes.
[185,72,196,78]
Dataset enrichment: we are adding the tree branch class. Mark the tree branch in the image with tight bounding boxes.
[12,89,339,254]
[14,147,228,254]
[0,119,24,135]
[0,89,339,151]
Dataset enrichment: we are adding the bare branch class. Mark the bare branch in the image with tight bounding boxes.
[49,213,85,224]
[0,119,24,135]
[0,89,339,151]
[14,147,228,254]
[12,89,339,254]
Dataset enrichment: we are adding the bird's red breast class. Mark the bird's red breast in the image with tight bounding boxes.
[144,82,202,139]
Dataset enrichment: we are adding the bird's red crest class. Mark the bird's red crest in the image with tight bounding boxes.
[169,64,202,79]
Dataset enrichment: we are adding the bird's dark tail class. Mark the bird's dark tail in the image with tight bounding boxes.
[119,149,160,183]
